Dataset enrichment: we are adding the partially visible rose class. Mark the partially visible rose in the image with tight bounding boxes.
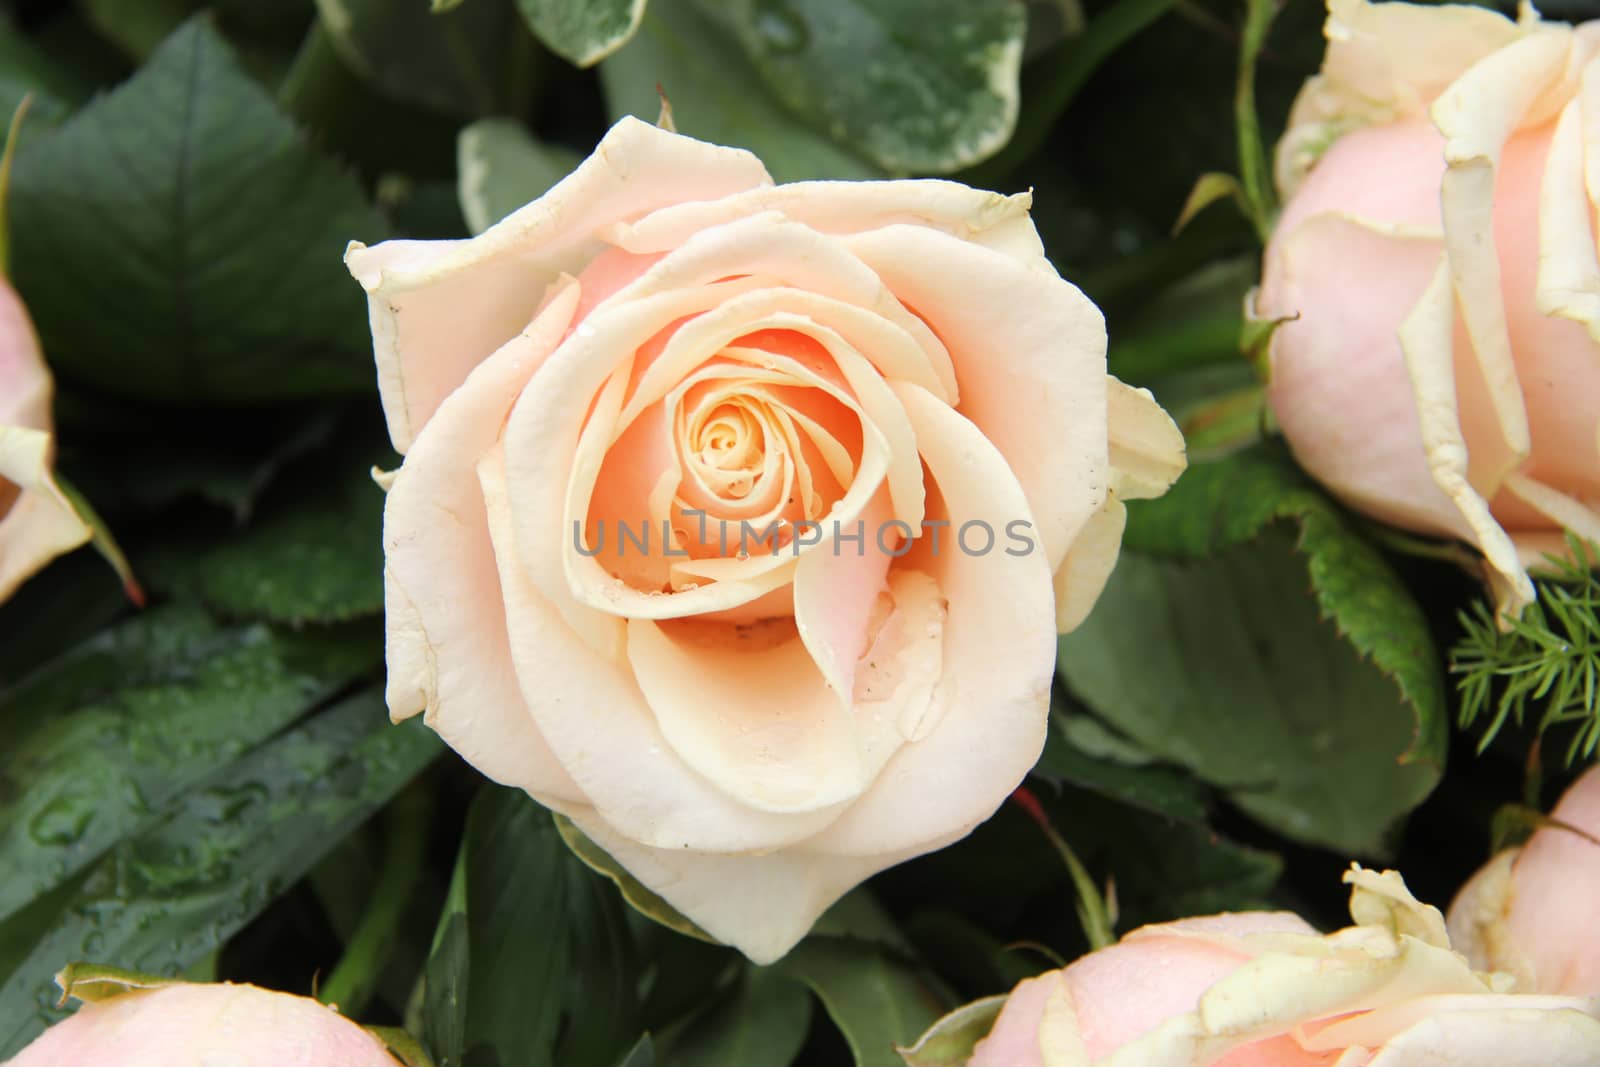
[966,866,1600,1066]
[0,277,88,601]
[345,117,1184,962]
[2,981,403,1067]
[1448,765,1600,996]
[1257,0,1600,615]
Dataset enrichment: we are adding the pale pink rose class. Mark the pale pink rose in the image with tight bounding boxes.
[345,117,1184,963]
[2,982,402,1067]
[1257,0,1600,615]
[965,867,1600,1066]
[0,277,89,600]
[1448,765,1600,996]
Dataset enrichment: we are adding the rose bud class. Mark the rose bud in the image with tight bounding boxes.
[1448,765,1600,996]
[3,980,403,1067]
[345,117,1185,963]
[1256,0,1600,615]
[965,867,1600,1066]
[0,276,89,601]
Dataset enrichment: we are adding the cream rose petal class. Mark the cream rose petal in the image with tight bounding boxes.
[622,534,930,818]
[1105,377,1189,501]
[0,426,92,601]
[1535,96,1600,338]
[803,382,1055,858]
[380,277,584,806]
[479,444,844,854]
[345,117,773,453]
[623,615,869,814]
[1275,0,1522,195]
[603,179,1045,269]
[1430,32,1574,485]
[609,214,957,408]
[1052,496,1126,635]
[1052,378,1184,633]
[1306,992,1600,1059]
[557,801,949,966]
[844,224,1109,573]
[1398,256,1534,612]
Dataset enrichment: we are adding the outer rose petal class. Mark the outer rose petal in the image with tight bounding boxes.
[0,281,89,602]
[1054,377,1187,633]
[0,427,92,601]
[1261,212,1478,542]
[559,801,961,966]
[1447,767,1600,997]
[1275,0,1525,196]
[969,912,1316,1067]
[803,382,1055,858]
[844,225,1109,573]
[0,281,50,431]
[345,117,772,452]
[5,983,402,1067]
[381,277,584,806]
[603,180,1045,268]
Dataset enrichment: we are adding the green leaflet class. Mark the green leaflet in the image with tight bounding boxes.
[515,0,647,67]
[1059,443,1447,854]
[9,17,387,403]
[0,604,377,926]
[712,0,1025,173]
[0,690,440,1055]
[600,0,878,182]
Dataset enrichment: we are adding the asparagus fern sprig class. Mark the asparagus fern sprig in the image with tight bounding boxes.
[1452,535,1600,763]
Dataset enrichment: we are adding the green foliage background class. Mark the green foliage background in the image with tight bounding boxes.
[0,0,1589,1063]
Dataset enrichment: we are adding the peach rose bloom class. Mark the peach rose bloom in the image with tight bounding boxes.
[966,867,1600,1066]
[3,981,402,1067]
[1257,0,1600,615]
[1448,765,1600,996]
[0,277,88,601]
[345,117,1184,962]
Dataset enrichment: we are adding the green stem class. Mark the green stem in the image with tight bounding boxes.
[1012,790,1115,950]
[319,784,432,1017]
[1234,0,1279,242]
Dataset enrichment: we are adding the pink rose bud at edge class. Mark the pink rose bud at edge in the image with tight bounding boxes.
[2,982,404,1067]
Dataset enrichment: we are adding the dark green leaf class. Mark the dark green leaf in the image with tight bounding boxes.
[9,17,387,403]
[313,0,537,117]
[0,690,440,1055]
[0,604,377,926]
[140,430,389,623]
[601,0,878,182]
[662,968,811,1067]
[431,789,641,1067]
[1059,446,1448,854]
[58,404,339,522]
[1033,710,1209,824]
[778,934,949,1067]
[80,0,194,61]
[515,0,647,67]
[420,858,469,1067]
[714,0,1025,173]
